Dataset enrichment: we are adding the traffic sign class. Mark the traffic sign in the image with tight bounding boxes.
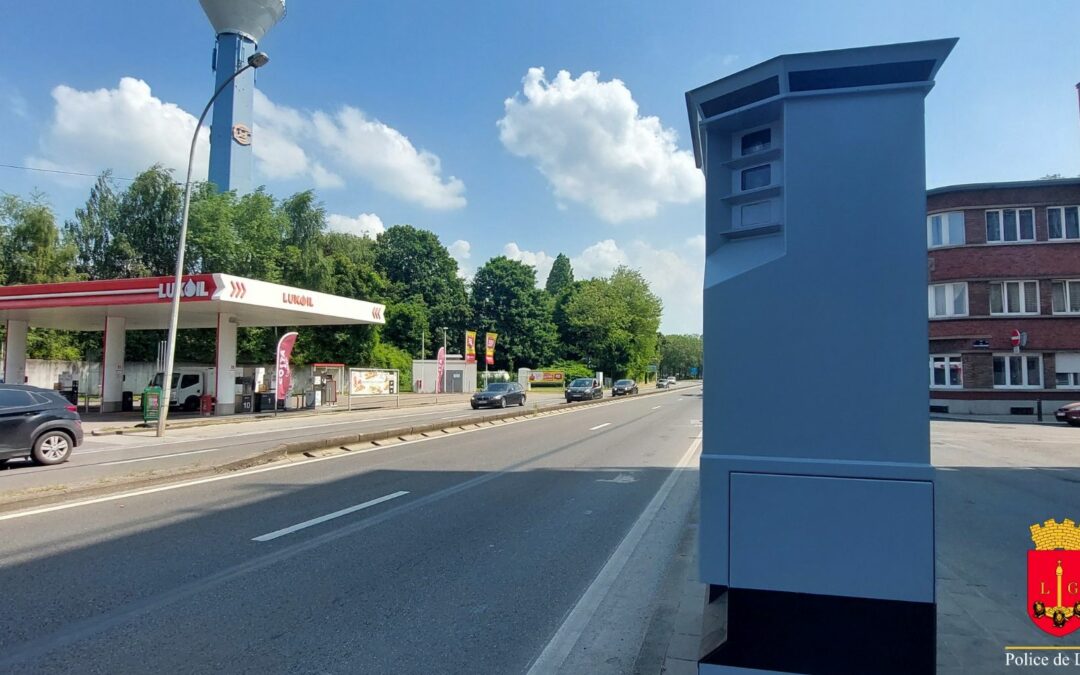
[1010,329,1021,347]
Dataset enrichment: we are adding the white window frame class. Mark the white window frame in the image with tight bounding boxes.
[989,280,1040,315]
[1051,280,1080,315]
[992,353,1043,389]
[985,208,1035,243]
[927,212,965,248]
[1047,206,1080,241]
[929,354,963,389]
[928,282,968,318]
[1055,353,1080,389]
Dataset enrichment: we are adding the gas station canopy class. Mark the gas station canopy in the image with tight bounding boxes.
[0,274,385,330]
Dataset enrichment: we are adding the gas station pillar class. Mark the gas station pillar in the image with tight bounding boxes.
[101,316,126,413]
[215,313,237,415]
[687,39,955,674]
[3,319,28,384]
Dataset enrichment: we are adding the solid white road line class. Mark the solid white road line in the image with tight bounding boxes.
[589,423,611,431]
[526,433,702,675]
[252,491,409,542]
[651,406,661,410]
[99,448,221,466]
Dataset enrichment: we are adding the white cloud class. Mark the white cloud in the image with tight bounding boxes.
[503,242,556,286]
[312,107,466,210]
[448,239,473,280]
[326,212,385,239]
[686,234,706,254]
[28,77,210,181]
[27,78,463,208]
[498,67,704,223]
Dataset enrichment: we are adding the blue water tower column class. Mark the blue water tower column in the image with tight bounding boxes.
[208,32,257,194]
[686,39,955,674]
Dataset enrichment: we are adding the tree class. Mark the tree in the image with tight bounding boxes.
[544,253,574,296]
[470,256,557,370]
[374,225,470,341]
[1,193,77,285]
[660,334,703,378]
[384,295,430,358]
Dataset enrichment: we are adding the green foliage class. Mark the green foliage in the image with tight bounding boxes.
[384,296,429,357]
[660,334,704,378]
[555,266,662,379]
[374,225,470,342]
[1,193,77,285]
[370,341,413,392]
[540,359,593,381]
[470,256,557,370]
[544,253,574,296]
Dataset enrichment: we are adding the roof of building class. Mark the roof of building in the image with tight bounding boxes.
[927,178,1080,196]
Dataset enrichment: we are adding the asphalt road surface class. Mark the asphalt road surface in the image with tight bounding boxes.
[0,388,627,499]
[0,386,702,674]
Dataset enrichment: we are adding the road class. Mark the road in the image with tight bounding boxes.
[0,388,609,501]
[0,386,702,674]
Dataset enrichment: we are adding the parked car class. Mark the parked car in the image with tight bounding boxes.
[0,384,83,465]
[1055,402,1080,426]
[667,376,677,385]
[656,379,669,389]
[566,378,603,403]
[471,382,526,409]
[612,379,638,396]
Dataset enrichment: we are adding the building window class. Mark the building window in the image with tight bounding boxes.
[1056,353,1080,388]
[928,282,968,318]
[741,164,771,191]
[1051,280,1080,314]
[993,354,1043,388]
[985,208,1035,243]
[930,355,963,388]
[989,280,1039,315]
[927,212,965,247]
[1047,207,1080,241]
[741,128,771,155]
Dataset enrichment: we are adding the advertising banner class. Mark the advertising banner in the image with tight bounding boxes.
[485,332,497,366]
[349,369,398,396]
[437,347,446,394]
[465,330,477,364]
[275,331,299,401]
[527,371,565,385]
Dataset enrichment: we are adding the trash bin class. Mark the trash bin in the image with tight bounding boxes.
[121,391,134,412]
[256,392,275,413]
[240,394,254,414]
[199,394,214,416]
[142,386,162,423]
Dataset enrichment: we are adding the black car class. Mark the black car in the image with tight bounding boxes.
[612,379,638,396]
[0,384,83,465]
[565,378,603,403]
[471,382,526,409]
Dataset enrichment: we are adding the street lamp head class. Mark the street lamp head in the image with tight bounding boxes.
[247,52,270,69]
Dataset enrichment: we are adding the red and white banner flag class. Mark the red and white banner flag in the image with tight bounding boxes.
[436,347,447,394]
[276,331,299,401]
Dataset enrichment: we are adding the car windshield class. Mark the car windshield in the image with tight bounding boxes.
[570,378,594,387]
[484,383,512,392]
[149,373,181,388]
[615,379,633,386]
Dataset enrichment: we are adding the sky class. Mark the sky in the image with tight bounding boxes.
[2,1,1080,334]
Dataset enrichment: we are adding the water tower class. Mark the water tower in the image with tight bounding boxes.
[200,0,285,194]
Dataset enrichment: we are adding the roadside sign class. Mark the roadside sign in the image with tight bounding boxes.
[1010,329,1021,348]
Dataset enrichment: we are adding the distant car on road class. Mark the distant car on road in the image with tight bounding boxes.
[1055,402,1080,426]
[666,376,677,385]
[656,379,669,389]
[612,379,638,396]
[471,382,526,409]
[0,384,83,466]
[565,378,603,403]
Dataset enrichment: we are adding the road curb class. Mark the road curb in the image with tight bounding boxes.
[2,386,695,514]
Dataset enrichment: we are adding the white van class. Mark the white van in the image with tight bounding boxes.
[150,367,216,411]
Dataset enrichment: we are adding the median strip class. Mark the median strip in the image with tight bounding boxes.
[252,491,409,542]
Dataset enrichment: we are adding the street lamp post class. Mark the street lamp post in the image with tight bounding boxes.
[156,52,270,437]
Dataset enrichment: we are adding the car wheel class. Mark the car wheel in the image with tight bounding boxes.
[1069,420,1080,427]
[183,396,199,412]
[471,403,479,410]
[500,398,507,409]
[520,395,526,407]
[31,431,73,466]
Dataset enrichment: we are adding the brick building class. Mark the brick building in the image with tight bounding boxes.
[928,178,1080,415]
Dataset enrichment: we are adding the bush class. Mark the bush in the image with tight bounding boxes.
[370,342,413,392]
